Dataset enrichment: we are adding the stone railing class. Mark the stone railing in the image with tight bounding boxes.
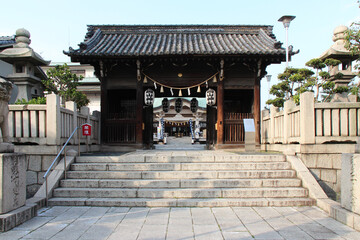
[262,92,360,145]
[6,93,100,145]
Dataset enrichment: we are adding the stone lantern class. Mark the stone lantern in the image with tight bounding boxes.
[320,25,357,101]
[0,28,49,102]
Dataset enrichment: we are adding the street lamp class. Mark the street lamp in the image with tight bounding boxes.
[266,75,272,107]
[278,15,296,68]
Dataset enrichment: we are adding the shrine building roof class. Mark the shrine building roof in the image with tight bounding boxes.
[65,25,286,58]
[0,36,15,49]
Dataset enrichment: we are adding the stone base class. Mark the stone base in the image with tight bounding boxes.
[0,197,45,232]
[0,143,14,153]
[0,153,26,214]
[245,132,256,152]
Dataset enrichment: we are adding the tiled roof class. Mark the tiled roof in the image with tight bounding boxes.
[0,36,15,48]
[66,25,285,57]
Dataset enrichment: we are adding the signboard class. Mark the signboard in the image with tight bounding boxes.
[82,123,92,136]
[243,119,255,132]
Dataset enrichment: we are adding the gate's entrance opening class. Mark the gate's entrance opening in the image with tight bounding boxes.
[153,97,207,149]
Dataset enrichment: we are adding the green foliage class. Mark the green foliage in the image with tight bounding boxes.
[42,64,89,109]
[267,67,314,108]
[305,58,326,70]
[266,97,285,108]
[267,57,354,107]
[324,58,341,67]
[345,22,360,58]
[333,86,349,93]
[319,71,330,79]
[15,97,46,105]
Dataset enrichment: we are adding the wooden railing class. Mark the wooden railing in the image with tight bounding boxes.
[262,92,360,145]
[5,93,100,145]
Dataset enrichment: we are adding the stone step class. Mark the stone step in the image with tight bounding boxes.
[60,178,302,188]
[53,187,309,198]
[66,170,296,179]
[48,197,315,207]
[75,154,285,163]
[70,162,291,171]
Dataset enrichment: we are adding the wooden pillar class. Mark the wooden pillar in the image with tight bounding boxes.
[136,79,143,145]
[217,80,224,144]
[253,76,261,144]
[206,105,216,149]
[100,76,107,144]
[143,105,153,149]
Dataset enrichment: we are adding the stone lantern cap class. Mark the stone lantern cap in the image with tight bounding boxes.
[320,25,357,60]
[0,28,49,66]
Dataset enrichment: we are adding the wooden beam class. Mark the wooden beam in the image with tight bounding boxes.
[217,79,224,144]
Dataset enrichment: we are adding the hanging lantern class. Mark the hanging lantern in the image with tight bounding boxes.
[175,98,183,113]
[144,89,155,105]
[188,88,191,95]
[213,76,217,83]
[154,82,157,89]
[206,88,216,106]
[160,85,164,93]
[179,89,182,96]
[143,76,148,83]
[170,88,174,96]
[190,98,198,113]
[197,86,201,93]
[162,98,169,113]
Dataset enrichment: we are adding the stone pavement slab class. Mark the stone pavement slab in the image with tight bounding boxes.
[0,206,359,240]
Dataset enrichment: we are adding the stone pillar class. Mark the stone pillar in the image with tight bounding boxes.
[341,153,360,215]
[0,153,26,214]
[300,92,315,144]
[65,101,77,144]
[46,94,61,145]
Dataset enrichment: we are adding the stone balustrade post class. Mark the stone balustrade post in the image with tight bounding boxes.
[46,94,61,145]
[93,110,101,144]
[300,92,315,144]
[261,109,269,144]
[283,98,295,144]
[65,101,78,144]
[269,105,277,144]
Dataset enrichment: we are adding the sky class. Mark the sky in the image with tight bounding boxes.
[1,0,359,108]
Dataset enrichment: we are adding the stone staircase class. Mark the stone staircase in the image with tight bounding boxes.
[48,151,315,207]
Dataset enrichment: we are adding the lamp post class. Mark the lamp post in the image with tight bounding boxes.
[266,75,272,108]
[278,15,296,68]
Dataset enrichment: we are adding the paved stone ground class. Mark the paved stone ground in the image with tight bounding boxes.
[155,136,205,150]
[1,206,359,240]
